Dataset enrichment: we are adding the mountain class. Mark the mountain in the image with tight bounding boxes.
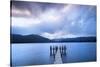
[11,34,51,43]
[11,34,96,43]
[53,36,96,42]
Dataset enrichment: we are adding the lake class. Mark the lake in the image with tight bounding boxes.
[11,42,96,66]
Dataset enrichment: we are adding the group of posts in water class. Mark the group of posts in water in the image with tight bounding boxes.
[50,45,67,57]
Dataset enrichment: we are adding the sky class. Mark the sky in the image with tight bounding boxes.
[11,1,96,39]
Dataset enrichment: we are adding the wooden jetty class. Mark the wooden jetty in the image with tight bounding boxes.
[50,45,67,64]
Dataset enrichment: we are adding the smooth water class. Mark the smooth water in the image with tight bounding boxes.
[11,42,96,66]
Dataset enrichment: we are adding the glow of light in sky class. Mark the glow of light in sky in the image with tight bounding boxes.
[41,31,77,39]
[12,17,41,27]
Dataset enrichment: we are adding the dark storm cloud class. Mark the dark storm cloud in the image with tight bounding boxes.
[11,1,66,17]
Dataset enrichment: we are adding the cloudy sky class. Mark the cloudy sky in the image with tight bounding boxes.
[11,1,96,39]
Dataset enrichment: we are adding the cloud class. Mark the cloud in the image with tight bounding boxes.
[11,7,32,17]
[11,4,72,27]
[11,1,79,28]
[11,1,96,37]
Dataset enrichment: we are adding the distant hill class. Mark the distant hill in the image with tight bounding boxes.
[53,36,96,42]
[11,34,51,43]
[11,34,96,43]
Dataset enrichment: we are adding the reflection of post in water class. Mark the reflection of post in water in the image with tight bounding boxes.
[59,46,62,56]
[50,46,52,56]
[64,45,66,56]
[50,46,57,62]
[50,46,58,58]
[59,45,67,57]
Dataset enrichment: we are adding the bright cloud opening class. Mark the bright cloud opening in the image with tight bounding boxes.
[41,31,77,39]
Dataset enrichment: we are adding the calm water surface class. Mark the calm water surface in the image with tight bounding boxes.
[11,42,96,66]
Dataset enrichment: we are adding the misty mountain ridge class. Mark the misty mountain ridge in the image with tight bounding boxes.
[11,34,96,43]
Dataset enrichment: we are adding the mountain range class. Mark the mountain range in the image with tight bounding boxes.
[11,34,96,43]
